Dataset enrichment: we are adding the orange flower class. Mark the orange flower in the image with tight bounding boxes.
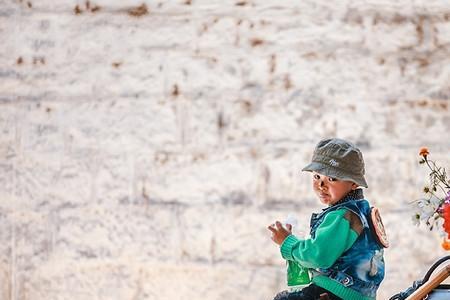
[419,147,429,157]
[442,238,450,251]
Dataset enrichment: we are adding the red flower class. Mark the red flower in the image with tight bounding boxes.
[443,203,450,240]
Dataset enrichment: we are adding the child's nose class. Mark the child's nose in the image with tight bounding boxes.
[319,180,326,188]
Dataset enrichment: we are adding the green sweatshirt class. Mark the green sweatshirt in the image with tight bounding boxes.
[280,209,373,300]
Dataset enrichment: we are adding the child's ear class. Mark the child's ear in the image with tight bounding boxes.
[351,183,358,190]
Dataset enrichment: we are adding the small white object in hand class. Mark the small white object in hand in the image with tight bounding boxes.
[285,214,298,228]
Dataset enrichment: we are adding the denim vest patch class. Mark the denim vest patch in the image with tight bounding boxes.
[309,198,385,298]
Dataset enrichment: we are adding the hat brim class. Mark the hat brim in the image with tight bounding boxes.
[302,162,368,188]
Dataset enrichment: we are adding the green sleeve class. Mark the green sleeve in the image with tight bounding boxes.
[280,209,359,269]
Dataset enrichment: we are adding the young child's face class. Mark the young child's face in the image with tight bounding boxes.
[312,172,357,206]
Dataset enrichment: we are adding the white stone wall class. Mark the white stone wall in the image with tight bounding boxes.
[1,0,450,299]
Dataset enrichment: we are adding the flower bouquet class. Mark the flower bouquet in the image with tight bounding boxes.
[412,147,450,250]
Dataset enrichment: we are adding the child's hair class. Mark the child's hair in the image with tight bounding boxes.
[302,138,368,188]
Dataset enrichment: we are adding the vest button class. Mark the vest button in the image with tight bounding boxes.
[342,278,350,285]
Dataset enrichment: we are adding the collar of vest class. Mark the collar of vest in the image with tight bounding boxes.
[329,188,364,207]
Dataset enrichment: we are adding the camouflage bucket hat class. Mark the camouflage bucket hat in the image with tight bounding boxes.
[302,138,368,188]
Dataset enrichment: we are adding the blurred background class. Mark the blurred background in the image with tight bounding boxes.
[1,0,450,299]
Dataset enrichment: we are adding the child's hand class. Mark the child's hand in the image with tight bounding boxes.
[267,221,292,245]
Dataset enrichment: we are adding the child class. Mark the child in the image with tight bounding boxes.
[268,138,387,300]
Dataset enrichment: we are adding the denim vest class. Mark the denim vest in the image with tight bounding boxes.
[309,190,385,298]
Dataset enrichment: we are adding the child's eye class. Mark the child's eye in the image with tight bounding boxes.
[313,174,321,180]
[328,177,337,182]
